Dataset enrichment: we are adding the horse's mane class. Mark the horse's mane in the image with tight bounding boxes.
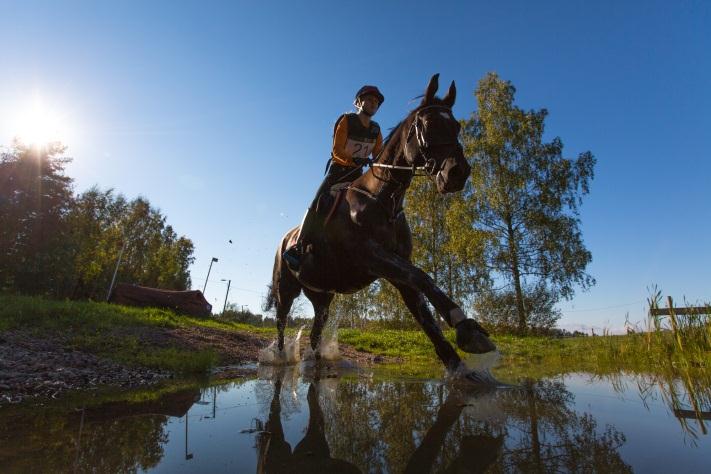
[382,121,404,147]
[379,96,449,159]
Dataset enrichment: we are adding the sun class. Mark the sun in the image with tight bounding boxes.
[14,97,71,147]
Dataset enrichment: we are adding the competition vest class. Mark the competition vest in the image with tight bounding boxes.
[332,113,380,161]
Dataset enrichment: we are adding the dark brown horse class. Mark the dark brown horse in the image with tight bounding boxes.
[266,74,495,373]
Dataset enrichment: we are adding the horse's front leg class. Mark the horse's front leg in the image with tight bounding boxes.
[393,283,460,370]
[303,289,334,359]
[366,242,495,354]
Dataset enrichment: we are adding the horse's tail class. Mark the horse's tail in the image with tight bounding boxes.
[263,282,276,313]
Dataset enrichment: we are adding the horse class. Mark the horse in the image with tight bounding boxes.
[265,74,496,373]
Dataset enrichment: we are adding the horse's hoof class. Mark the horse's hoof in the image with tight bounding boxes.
[463,370,496,385]
[456,319,496,354]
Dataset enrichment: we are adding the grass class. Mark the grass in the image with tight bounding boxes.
[0,294,273,374]
[339,318,711,380]
[2,293,709,380]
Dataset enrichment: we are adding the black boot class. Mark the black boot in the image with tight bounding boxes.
[283,207,319,272]
[283,244,302,271]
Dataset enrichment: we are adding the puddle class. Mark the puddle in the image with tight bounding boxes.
[1,365,709,472]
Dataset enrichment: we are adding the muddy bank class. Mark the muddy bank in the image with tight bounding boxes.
[0,326,392,405]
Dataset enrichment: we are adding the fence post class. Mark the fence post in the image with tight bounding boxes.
[667,296,684,352]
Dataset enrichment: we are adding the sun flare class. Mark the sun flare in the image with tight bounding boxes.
[14,97,71,147]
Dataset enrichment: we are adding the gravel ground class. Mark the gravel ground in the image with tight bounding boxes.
[0,330,169,405]
[0,326,392,405]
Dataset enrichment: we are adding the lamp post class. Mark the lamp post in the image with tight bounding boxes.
[221,279,231,314]
[202,257,218,295]
[106,238,128,301]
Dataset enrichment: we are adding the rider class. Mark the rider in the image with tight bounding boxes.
[283,85,385,271]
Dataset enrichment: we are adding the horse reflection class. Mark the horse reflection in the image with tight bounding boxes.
[258,371,503,474]
[405,386,503,474]
[257,375,360,473]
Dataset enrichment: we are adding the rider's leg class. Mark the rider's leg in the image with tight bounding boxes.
[283,164,361,270]
[365,241,496,354]
[282,178,332,270]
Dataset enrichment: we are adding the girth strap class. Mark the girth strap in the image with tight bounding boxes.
[346,186,404,223]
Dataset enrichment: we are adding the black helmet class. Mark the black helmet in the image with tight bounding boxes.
[355,85,385,105]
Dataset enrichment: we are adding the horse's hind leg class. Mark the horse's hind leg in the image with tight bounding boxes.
[303,289,334,359]
[276,299,294,352]
[394,283,461,371]
[274,268,302,352]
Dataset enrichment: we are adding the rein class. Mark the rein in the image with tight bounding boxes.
[346,104,457,222]
[370,161,433,177]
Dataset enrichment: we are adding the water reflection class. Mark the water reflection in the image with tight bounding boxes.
[3,367,711,472]
[257,367,360,473]
[0,387,199,472]
[317,375,632,473]
[600,370,711,444]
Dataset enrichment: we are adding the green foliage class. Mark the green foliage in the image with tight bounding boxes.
[474,283,562,333]
[0,142,75,296]
[69,187,195,299]
[459,72,596,332]
[404,177,487,311]
[0,141,194,300]
[218,302,267,326]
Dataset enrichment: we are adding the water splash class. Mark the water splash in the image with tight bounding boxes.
[448,350,502,385]
[303,312,342,361]
[258,326,305,365]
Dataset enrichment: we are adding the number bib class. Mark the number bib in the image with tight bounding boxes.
[346,137,375,159]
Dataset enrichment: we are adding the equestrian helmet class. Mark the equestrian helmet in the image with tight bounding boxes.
[355,85,385,105]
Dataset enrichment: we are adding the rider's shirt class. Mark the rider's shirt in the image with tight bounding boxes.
[331,113,383,167]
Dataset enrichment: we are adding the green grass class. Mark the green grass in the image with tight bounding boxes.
[0,294,270,374]
[2,294,709,381]
[339,323,711,380]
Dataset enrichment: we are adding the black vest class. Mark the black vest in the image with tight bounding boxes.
[332,113,380,161]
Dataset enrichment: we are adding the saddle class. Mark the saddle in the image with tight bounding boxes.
[314,182,350,227]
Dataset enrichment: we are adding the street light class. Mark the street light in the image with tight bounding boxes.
[106,237,128,301]
[220,278,231,314]
[202,257,218,295]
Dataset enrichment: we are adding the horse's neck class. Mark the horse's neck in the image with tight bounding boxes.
[358,122,414,198]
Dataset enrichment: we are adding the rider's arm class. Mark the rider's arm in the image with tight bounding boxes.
[371,130,383,159]
[331,117,354,167]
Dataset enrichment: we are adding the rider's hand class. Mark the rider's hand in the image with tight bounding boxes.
[353,157,372,167]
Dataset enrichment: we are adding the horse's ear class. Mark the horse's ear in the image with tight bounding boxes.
[442,81,456,108]
[421,73,439,106]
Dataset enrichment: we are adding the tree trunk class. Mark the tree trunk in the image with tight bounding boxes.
[526,382,543,473]
[507,218,527,333]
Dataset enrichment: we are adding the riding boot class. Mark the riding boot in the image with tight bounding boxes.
[283,206,319,271]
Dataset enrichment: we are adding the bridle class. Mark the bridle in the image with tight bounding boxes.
[347,104,462,222]
[371,104,461,179]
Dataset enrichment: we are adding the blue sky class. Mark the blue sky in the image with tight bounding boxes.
[1,1,709,332]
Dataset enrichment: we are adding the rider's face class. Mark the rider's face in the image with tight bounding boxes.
[358,95,380,116]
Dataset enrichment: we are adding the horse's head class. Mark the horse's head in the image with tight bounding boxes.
[403,74,471,194]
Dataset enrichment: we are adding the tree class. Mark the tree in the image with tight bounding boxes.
[405,176,488,318]
[0,142,75,296]
[460,72,596,333]
[473,282,562,333]
[330,284,377,329]
[69,189,194,299]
